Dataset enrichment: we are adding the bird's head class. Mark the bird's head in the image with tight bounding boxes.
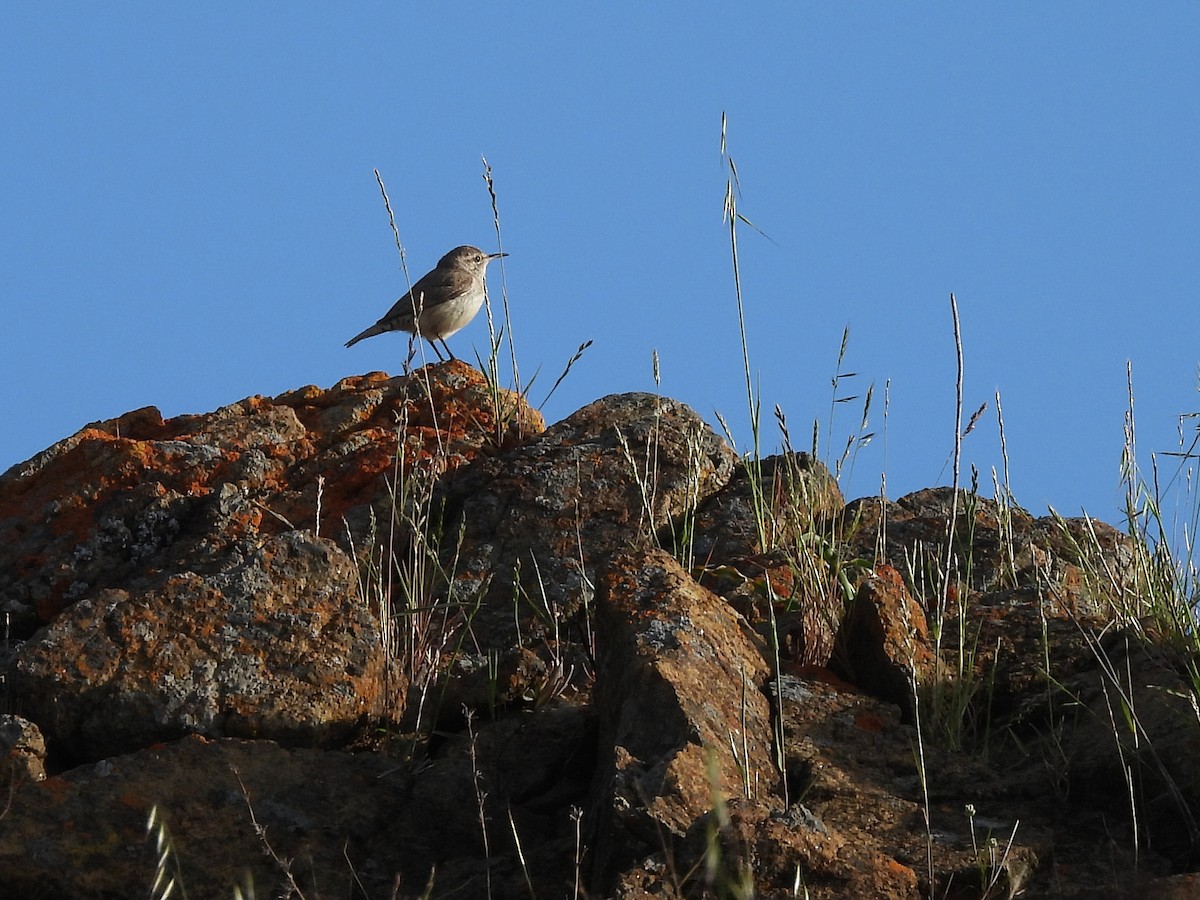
[442,245,508,272]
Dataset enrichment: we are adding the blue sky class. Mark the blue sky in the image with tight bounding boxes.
[4,6,1198,526]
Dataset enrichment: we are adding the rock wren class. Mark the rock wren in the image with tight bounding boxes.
[345,245,507,361]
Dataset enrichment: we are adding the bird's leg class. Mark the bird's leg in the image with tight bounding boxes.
[428,338,447,362]
[438,339,456,361]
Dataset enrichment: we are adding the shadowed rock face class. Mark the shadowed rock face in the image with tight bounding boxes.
[13,530,395,760]
[437,391,739,654]
[0,362,1195,898]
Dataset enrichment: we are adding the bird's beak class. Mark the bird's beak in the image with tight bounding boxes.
[489,251,509,260]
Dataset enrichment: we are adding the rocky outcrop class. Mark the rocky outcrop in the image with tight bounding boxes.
[590,548,776,895]
[1,361,1197,898]
[436,391,737,655]
[14,530,393,760]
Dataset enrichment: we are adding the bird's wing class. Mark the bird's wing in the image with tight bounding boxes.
[378,267,466,324]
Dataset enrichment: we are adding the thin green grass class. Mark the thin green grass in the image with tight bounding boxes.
[712,113,1200,896]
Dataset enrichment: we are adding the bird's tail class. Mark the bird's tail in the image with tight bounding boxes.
[344,322,386,348]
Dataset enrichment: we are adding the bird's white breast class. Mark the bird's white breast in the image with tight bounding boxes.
[416,286,486,340]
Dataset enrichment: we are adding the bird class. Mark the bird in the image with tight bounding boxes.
[345,245,507,362]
